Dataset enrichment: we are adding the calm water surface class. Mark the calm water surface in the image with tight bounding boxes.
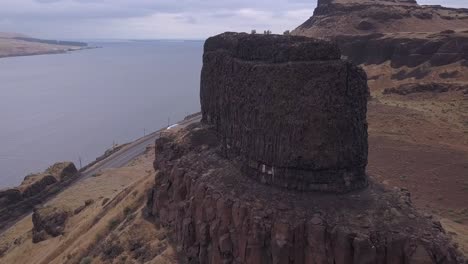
[0,41,203,188]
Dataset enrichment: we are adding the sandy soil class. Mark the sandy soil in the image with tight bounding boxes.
[367,97,468,256]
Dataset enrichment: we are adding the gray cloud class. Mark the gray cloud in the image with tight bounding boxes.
[0,0,466,39]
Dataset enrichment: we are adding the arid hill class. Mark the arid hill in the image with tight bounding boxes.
[0,32,88,58]
[294,0,468,37]
[292,0,468,93]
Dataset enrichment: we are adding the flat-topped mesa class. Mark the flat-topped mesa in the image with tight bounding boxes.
[200,32,369,193]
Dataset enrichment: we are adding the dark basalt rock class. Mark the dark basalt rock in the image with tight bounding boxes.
[45,161,78,181]
[439,70,460,79]
[200,32,369,193]
[383,82,468,95]
[32,206,70,243]
[336,34,468,67]
[0,188,22,207]
[20,174,58,198]
[203,32,341,63]
[147,124,465,264]
[391,67,431,80]
[356,20,374,30]
[0,162,79,235]
[147,31,466,264]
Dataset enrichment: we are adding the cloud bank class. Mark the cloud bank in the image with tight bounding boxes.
[0,0,465,39]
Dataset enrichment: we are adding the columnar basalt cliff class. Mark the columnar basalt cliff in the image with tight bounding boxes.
[200,33,369,193]
[147,33,466,264]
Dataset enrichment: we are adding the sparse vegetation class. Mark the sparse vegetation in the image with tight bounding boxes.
[79,256,92,264]
[91,173,102,177]
[108,217,121,230]
[123,206,132,216]
[94,233,103,244]
[102,198,110,206]
[101,236,124,261]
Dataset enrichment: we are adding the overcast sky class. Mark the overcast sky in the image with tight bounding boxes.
[0,0,466,40]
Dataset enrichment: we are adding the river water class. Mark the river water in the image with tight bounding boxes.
[0,40,203,188]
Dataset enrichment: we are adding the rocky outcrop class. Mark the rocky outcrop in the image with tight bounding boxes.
[19,174,59,198]
[336,32,468,68]
[383,82,468,95]
[147,124,465,264]
[32,206,70,243]
[294,0,468,38]
[200,33,369,193]
[17,162,77,198]
[0,188,22,206]
[45,162,78,181]
[0,162,79,234]
[293,0,468,69]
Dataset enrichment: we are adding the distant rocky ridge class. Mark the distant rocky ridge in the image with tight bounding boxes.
[13,37,87,48]
[292,0,468,67]
[293,0,468,96]
[295,0,468,38]
[0,32,89,58]
[336,31,468,68]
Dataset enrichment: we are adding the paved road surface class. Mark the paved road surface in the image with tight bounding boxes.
[81,114,201,179]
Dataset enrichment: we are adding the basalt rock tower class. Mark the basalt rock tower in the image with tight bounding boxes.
[200,32,369,193]
[148,33,465,264]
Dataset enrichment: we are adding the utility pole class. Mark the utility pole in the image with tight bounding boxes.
[78,156,82,169]
[144,128,146,137]
[167,117,170,127]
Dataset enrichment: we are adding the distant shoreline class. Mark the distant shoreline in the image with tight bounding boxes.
[0,46,98,59]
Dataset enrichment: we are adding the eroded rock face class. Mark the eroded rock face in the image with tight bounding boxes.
[336,33,468,68]
[32,206,70,243]
[45,161,78,181]
[293,0,468,68]
[200,32,369,193]
[0,161,79,234]
[0,188,22,206]
[19,174,58,198]
[295,0,468,38]
[383,82,468,95]
[147,124,465,264]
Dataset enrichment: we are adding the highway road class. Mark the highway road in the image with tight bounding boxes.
[81,114,202,179]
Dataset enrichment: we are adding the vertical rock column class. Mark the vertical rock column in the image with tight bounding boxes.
[200,32,369,193]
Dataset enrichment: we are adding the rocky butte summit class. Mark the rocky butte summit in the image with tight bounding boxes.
[147,32,465,263]
[292,0,468,96]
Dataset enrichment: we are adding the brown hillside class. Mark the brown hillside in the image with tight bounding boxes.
[294,0,468,258]
[293,0,468,37]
